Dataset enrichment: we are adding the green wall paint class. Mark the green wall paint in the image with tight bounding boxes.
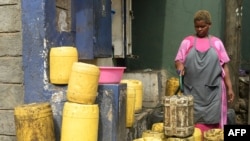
[128,0,225,76]
[127,0,167,70]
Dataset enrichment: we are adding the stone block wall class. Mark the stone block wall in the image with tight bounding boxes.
[0,0,23,141]
[234,76,249,124]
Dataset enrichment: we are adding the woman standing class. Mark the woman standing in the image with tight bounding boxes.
[174,10,235,133]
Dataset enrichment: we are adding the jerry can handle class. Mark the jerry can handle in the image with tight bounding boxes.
[179,73,183,93]
[174,71,183,95]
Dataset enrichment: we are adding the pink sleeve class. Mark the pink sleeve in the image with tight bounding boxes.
[175,36,194,63]
[215,41,230,64]
[212,37,230,77]
[212,37,230,64]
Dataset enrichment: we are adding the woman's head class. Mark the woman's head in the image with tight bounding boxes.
[194,10,212,24]
[193,10,211,37]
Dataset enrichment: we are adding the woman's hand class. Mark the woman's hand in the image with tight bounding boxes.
[227,89,234,103]
[223,63,235,104]
[175,60,185,75]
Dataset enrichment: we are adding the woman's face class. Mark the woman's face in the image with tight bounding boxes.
[194,20,210,38]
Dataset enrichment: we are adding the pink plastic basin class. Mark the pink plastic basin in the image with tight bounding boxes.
[98,67,126,84]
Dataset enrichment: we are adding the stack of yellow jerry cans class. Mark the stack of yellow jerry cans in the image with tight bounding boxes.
[50,46,100,141]
[13,46,80,141]
[61,62,100,141]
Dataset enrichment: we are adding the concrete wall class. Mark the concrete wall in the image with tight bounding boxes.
[0,0,23,141]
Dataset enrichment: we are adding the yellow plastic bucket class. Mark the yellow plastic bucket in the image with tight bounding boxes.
[14,102,55,141]
[121,79,143,113]
[61,102,99,141]
[50,46,78,84]
[125,87,135,127]
[67,62,100,104]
